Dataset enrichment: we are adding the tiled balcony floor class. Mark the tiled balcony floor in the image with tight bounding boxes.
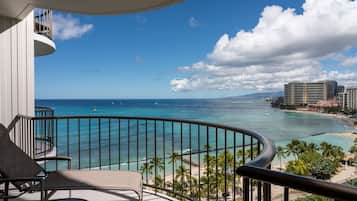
[9,189,177,201]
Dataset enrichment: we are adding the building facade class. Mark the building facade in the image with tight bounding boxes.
[0,0,180,126]
[337,85,345,94]
[284,81,338,106]
[343,87,357,111]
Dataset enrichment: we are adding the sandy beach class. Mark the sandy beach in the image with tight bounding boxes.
[327,132,357,140]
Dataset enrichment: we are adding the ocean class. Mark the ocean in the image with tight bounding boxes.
[36,98,354,169]
[36,98,352,141]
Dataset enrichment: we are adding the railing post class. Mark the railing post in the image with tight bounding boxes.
[263,165,272,201]
[263,182,271,201]
[257,181,262,201]
[243,177,250,201]
[284,187,289,201]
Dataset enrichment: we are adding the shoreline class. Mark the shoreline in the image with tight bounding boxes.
[327,132,357,140]
[282,109,357,130]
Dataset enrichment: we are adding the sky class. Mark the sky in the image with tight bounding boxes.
[35,0,357,99]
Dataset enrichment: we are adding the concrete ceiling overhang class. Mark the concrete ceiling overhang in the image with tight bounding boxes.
[0,0,182,19]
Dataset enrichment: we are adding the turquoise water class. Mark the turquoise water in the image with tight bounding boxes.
[36,98,354,170]
[36,98,352,142]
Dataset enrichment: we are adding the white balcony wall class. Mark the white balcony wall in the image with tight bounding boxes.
[0,11,34,126]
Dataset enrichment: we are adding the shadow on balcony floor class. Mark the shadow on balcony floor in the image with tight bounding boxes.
[11,189,177,201]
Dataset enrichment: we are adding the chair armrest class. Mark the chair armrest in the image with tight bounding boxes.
[35,156,72,169]
[0,176,44,183]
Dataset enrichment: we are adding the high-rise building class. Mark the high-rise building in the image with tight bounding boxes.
[337,85,345,93]
[336,85,345,107]
[284,80,338,106]
[343,87,357,110]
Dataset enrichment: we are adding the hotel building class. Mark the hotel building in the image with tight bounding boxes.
[343,87,357,111]
[284,80,338,106]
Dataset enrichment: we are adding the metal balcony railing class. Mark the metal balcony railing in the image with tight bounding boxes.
[34,9,53,40]
[6,114,357,201]
[34,106,55,157]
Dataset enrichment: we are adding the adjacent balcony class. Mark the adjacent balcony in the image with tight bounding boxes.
[34,8,56,56]
[5,113,357,201]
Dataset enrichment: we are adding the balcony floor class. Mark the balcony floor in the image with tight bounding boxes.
[9,189,177,201]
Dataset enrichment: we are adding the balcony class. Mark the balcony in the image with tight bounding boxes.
[4,114,357,201]
[34,9,56,56]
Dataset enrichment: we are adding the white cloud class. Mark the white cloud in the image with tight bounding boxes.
[52,13,93,40]
[340,54,357,67]
[188,17,199,28]
[172,0,357,92]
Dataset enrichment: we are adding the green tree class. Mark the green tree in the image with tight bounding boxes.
[310,157,335,180]
[306,142,319,152]
[284,140,343,179]
[217,151,235,173]
[286,140,305,159]
[350,145,357,154]
[149,157,164,175]
[276,146,286,171]
[168,152,180,167]
[320,142,334,158]
[286,159,308,175]
[154,175,164,188]
[140,162,153,176]
[175,165,190,182]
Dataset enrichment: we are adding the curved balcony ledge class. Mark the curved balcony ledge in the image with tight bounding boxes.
[0,0,182,19]
[34,0,183,15]
[34,32,56,56]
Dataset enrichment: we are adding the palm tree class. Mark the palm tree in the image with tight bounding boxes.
[140,162,153,176]
[175,165,191,194]
[168,152,180,167]
[286,139,304,159]
[175,165,190,181]
[154,175,164,188]
[306,142,319,152]
[168,152,180,189]
[149,157,164,177]
[320,142,339,160]
[217,151,234,173]
[236,148,245,167]
[331,145,344,161]
[189,176,199,198]
[149,157,164,185]
[276,146,286,171]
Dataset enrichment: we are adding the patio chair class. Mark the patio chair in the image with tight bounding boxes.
[0,124,143,201]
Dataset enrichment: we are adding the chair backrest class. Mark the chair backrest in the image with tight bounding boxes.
[0,123,43,189]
